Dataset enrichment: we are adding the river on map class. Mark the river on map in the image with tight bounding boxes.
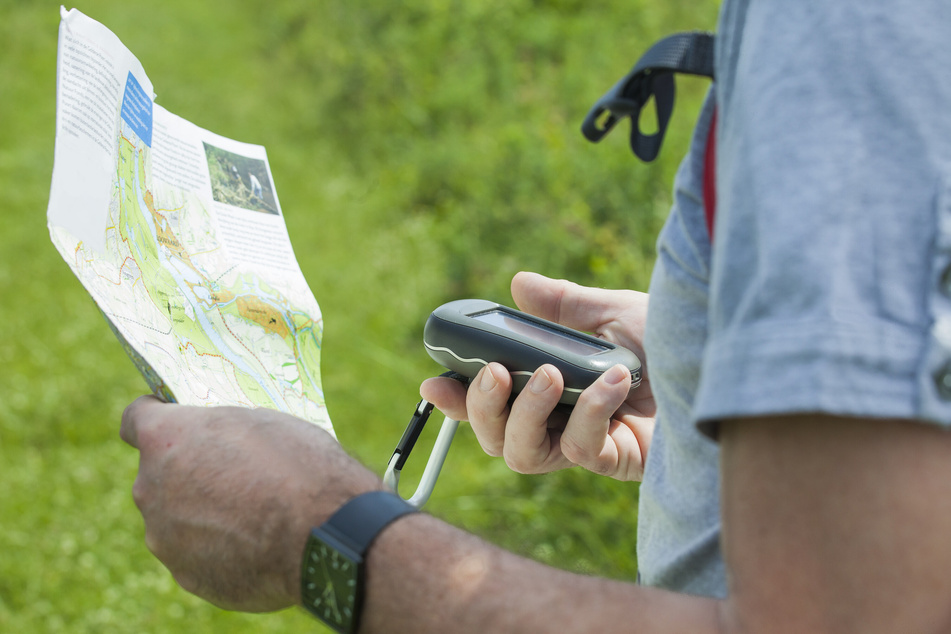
[125,151,293,408]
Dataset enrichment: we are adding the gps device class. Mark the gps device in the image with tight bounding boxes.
[384,299,643,509]
[424,299,642,405]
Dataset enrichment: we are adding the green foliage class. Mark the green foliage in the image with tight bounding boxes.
[257,0,716,299]
[1,0,718,631]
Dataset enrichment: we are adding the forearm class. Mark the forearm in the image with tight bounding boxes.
[123,397,711,630]
[361,512,721,634]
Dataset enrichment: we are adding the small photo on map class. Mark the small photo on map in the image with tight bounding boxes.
[203,143,278,215]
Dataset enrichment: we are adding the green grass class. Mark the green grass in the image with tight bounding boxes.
[0,0,718,631]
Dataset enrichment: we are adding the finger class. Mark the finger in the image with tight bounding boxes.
[559,365,632,476]
[466,363,513,457]
[120,394,167,449]
[419,376,469,421]
[511,271,637,334]
[503,364,571,473]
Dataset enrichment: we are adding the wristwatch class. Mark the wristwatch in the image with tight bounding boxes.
[300,490,417,633]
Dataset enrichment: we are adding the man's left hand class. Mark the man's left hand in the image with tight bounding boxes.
[120,396,380,612]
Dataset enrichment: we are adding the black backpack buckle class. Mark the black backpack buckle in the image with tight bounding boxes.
[582,31,715,162]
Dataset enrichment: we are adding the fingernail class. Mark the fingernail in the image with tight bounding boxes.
[604,365,629,386]
[530,367,553,393]
[480,366,498,392]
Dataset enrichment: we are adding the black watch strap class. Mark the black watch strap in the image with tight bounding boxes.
[321,490,418,556]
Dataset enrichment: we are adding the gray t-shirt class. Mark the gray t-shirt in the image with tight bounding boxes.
[638,0,951,597]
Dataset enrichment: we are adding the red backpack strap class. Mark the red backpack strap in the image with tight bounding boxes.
[702,108,717,240]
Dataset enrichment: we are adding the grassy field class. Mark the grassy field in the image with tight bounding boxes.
[0,0,717,631]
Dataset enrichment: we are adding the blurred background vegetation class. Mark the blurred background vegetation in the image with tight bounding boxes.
[1,0,717,631]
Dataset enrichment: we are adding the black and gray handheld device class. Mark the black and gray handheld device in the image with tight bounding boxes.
[384,299,643,508]
[423,299,642,405]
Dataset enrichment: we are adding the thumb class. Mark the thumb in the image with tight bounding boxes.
[510,271,622,333]
[120,394,168,449]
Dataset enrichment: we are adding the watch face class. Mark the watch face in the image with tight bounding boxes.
[302,534,362,633]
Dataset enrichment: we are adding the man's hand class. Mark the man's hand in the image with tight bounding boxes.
[117,396,719,634]
[120,396,381,612]
[421,271,655,481]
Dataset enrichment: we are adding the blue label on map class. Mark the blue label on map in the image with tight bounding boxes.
[120,72,153,147]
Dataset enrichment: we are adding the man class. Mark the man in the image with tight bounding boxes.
[121,0,951,631]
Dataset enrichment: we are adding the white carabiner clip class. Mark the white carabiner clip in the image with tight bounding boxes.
[382,399,460,509]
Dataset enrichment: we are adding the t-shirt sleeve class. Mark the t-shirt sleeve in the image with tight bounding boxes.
[694,0,951,436]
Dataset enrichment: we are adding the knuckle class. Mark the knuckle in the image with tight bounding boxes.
[576,388,616,413]
[585,460,615,477]
[130,476,150,510]
[503,454,530,474]
[479,437,504,458]
[559,433,588,466]
[561,434,614,476]
[142,526,164,558]
[132,420,162,453]
[503,449,539,475]
[469,417,506,458]
[468,400,503,427]
[120,397,143,426]
[120,395,167,447]
[468,416,509,461]
[171,569,202,597]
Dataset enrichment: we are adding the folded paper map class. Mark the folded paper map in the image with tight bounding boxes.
[48,7,334,435]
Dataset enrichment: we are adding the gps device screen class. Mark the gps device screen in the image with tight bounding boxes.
[469,309,609,356]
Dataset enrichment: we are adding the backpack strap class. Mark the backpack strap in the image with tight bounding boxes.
[582,31,715,162]
[702,108,717,239]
